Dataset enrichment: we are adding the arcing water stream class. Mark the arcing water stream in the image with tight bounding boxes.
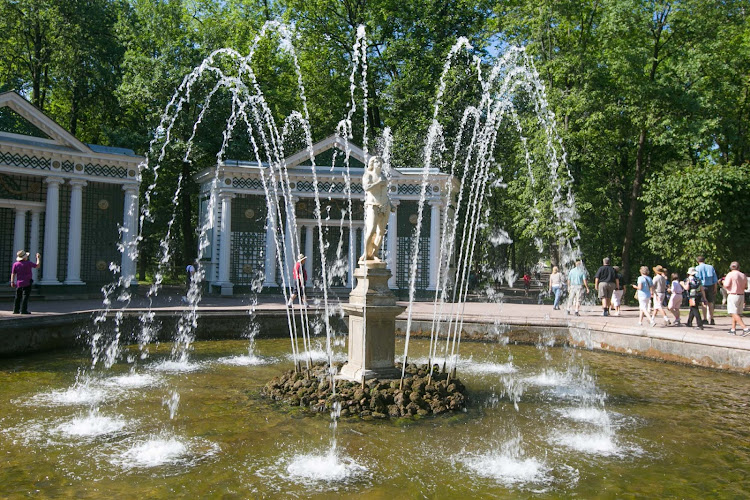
[0,21,618,492]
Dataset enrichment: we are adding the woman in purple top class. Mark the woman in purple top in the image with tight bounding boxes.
[10,250,41,314]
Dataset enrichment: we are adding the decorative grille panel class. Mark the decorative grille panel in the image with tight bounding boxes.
[396,236,429,290]
[230,195,268,286]
[0,208,13,276]
[0,173,45,202]
[230,232,265,285]
[56,183,70,282]
[81,182,124,283]
[396,201,431,290]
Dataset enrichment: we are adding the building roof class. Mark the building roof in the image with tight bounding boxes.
[0,91,142,184]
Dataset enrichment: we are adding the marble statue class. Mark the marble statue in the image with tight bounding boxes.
[361,156,393,262]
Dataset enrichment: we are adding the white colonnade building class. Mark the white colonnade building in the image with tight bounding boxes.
[0,91,142,294]
[196,135,458,296]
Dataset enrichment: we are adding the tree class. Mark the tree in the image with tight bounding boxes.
[641,162,750,273]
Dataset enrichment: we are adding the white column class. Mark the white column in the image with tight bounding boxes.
[304,224,314,287]
[40,177,63,285]
[263,204,277,288]
[121,185,139,286]
[347,225,355,288]
[64,179,87,285]
[217,192,234,295]
[428,200,443,290]
[29,208,41,281]
[12,208,26,263]
[387,200,399,288]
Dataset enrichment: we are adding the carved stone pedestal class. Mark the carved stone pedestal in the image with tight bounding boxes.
[338,261,405,382]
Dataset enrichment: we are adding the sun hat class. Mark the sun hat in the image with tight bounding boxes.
[297,253,306,261]
[16,250,29,261]
[653,265,664,274]
[687,267,697,276]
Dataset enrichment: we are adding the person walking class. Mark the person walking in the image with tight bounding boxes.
[594,257,619,317]
[722,262,749,335]
[632,265,654,326]
[549,266,563,310]
[566,259,589,316]
[10,250,41,315]
[695,256,718,325]
[650,265,670,325]
[610,266,624,316]
[522,272,531,297]
[667,272,684,326]
[685,267,705,330]
[287,254,308,307]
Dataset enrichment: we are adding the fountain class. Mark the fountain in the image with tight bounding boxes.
[6,20,750,499]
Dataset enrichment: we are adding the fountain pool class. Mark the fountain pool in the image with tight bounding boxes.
[2,337,749,498]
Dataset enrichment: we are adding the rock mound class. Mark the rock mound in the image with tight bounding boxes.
[262,362,467,419]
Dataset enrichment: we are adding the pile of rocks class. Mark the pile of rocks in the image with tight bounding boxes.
[262,362,467,419]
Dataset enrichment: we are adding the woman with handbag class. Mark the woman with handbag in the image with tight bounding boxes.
[684,267,705,330]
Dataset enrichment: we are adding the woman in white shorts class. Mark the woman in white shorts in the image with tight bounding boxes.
[632,266,654,326]
[667,272,683,325]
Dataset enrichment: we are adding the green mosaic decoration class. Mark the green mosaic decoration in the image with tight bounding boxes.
[398,184,423,195]
[84,163,128,179]
[296,180,363,194]
[232,177,265,190]
[0,151,50,170]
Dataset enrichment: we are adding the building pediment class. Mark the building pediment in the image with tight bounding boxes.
[0,91,91,153]
[284,135,368,170]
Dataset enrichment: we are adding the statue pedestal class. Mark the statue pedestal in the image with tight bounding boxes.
[338,261,406,382]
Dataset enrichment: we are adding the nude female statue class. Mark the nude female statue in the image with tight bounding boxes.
[361,156,393,262]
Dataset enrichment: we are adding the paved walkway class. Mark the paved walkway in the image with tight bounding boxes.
[2,292,748,343]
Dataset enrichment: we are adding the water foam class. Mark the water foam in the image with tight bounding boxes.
[462,362,517,375]
[53,412,129,439]
[549,431,619,456]
[217,354,272,366]
[557,407,610,426]
[112,435,219,469]
[460,451,550,486]
[288,349,347,364]
[101,373,162,389]
[150,360,205,373]
[27,385,110,406]
[284,448,367,482]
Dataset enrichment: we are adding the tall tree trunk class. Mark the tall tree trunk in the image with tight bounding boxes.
[621,128,647,283]
[621,5,669,283]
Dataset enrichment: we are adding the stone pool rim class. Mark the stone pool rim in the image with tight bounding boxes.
[1,302,749,374]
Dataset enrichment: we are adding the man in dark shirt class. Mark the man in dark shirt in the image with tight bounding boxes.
[594,257,619,317]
